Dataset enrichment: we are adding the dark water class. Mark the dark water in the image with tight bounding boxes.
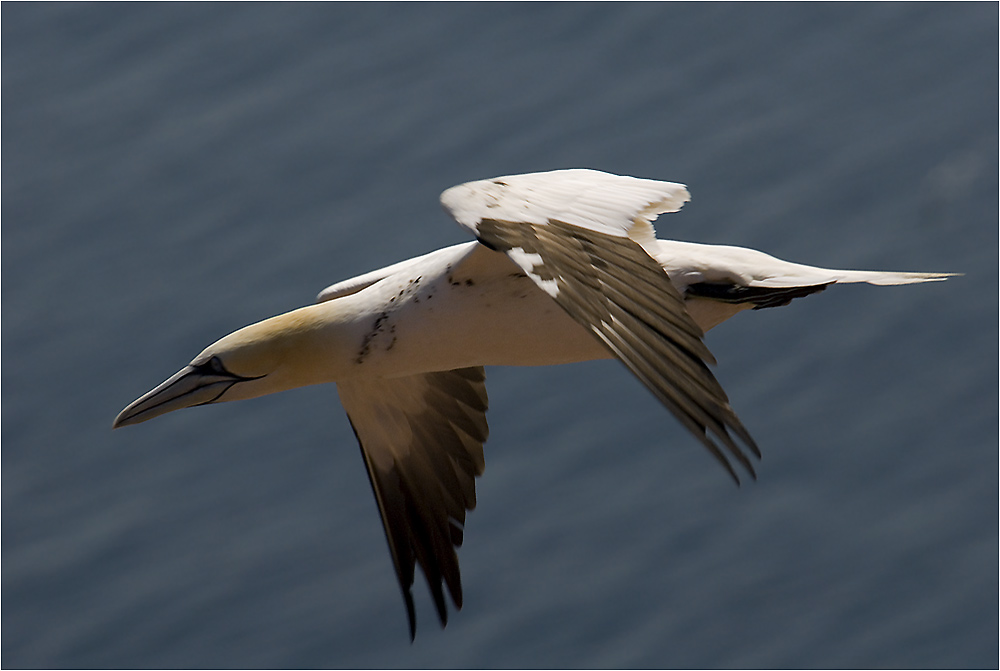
[3,4,997,668]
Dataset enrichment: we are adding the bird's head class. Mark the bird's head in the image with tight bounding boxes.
[113,305,345,428]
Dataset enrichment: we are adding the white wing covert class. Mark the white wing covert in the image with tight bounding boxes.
[441,168,690,249]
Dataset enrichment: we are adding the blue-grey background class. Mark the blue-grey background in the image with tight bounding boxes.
[3,3,997,668]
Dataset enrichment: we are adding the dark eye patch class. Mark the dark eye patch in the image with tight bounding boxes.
[191,355,228,376]
[208,356,226,375]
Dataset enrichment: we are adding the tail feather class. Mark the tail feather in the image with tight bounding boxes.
[825,270,958,286]
[654,240,958,290]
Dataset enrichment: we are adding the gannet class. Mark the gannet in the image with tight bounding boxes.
[113,169,952,639]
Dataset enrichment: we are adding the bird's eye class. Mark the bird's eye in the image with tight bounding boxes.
[194,356,227,376]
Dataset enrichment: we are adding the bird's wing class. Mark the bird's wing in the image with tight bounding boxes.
[316,243,481,303]
[441,168,689,253]
[440,169,759,482]
[336,366,488,640]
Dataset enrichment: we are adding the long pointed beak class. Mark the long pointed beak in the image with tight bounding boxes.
[113,363,247,428]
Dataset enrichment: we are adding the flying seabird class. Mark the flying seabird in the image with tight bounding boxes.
[113,169,952,639]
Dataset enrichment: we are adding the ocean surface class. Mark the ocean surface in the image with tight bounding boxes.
[3,4,997,668]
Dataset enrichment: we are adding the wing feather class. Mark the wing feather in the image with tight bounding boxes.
[439,169,758,481]
[337,367,488,639]
[473,216,759,483]
[440,168,689,247]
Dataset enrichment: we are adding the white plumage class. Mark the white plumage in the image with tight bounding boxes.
[440,168,690,247]
[114,169,952,639]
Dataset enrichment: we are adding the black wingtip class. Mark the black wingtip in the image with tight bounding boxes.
[735,448,760,486]
[722,458,741,487]
[403,590,417,642]
[713,436,759,488]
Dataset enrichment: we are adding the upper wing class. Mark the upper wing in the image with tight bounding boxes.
[336,366,488,640]
[440,169,759,482]
[440,168,690,252]
[315,243,481,303]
